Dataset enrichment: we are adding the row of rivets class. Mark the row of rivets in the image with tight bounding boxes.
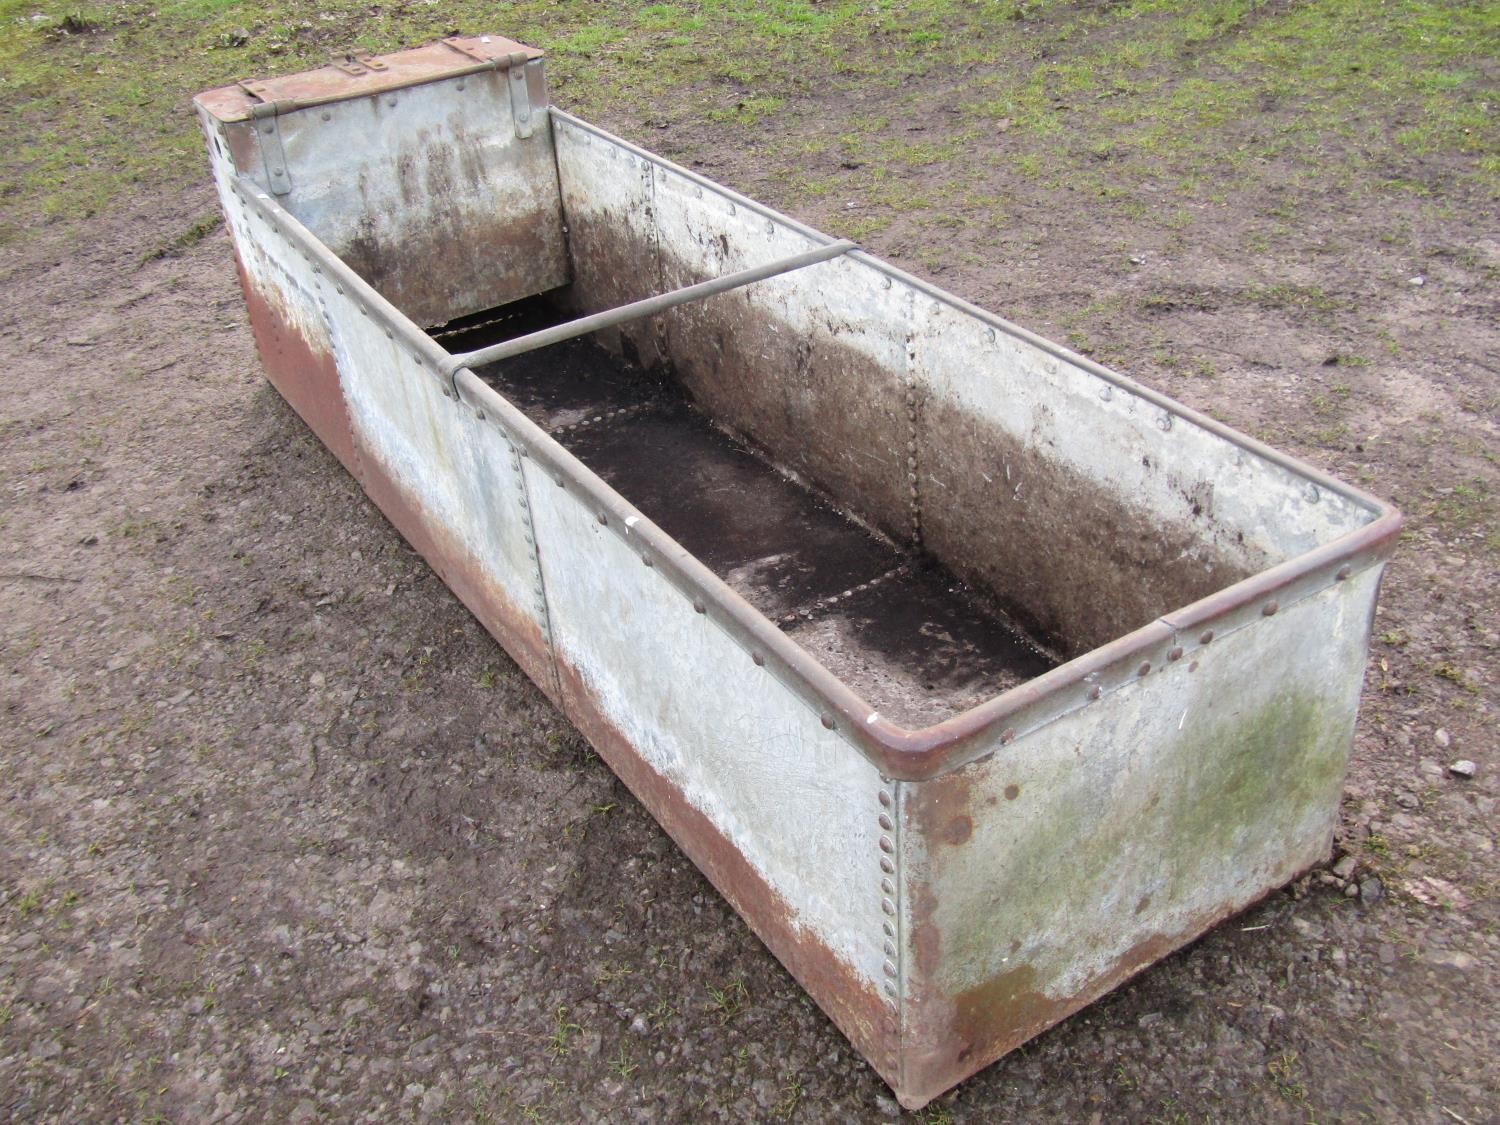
[877,779,901,1075]
[903,298,924,547]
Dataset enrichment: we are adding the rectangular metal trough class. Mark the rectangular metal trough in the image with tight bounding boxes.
[196,36,1401,1109]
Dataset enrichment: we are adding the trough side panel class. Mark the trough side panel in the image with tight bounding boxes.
[912,296,1375,654]
[650,167,915,544]
[319,280,556,692]
[893,565,1383,1108]
[266,69,568,328]
[202,114,360,475]
[551,117,665,367]
[525,469,896,1072]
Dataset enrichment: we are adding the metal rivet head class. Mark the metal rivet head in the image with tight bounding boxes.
[1137,661,1152,677]
[879,857,895,874]
[1336,564,1352,581]
[321,111,331,121]
[881,277,892,289]
[765,219,775,234]
[882,960,898,977]
[1199,629,1214,645]
[692,600,705,614]
[1168,646,1183,662]
[262,123,275,134]
[881,898,896,916]
[1001,728,1016,745]
[882,920,895,937]
[821,714,836,730]
[1157,413,1173,432]
[1088,684,1102,701]
[878,814,893,832]
[878,835,894,854]
[455,80,465,90]
[880,879,895,896]
[388,97,397,107]
[474,409,485,421]
[596,512,608,525]
[877,790,892,808]
[986,328,996,343]
[641,555,653,568]
[1263,600,1279,616]
[752,652,765,666]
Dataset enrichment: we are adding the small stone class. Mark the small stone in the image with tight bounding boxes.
[1137,1011,1163,1028]
[1408,275,1425,286]
[1332,854,1358,880]
[1359,876,1384,905]
[875,1095,901,1118]
[1449,760,1477,779]
[1427,950,1477,973]
[1378,942,1396,965]
[1434,728,1451,748]
[1344,882,1359,898]
[629,1015,649,1036]
[1395,791,1419,810]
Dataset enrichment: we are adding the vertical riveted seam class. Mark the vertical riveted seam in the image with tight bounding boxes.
[509,442,563,702]
[877,777,903,1082]
[902,289,924,549]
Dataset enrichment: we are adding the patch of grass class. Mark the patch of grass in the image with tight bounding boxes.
[142,213,221,261]
[2,0,1493,229]
[704,978,748,1024]
[545,1004,582,1058]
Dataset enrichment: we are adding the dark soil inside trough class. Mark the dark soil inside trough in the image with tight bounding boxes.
[443,302,1057,728]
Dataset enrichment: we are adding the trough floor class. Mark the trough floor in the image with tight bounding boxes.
[438,298,1056,728]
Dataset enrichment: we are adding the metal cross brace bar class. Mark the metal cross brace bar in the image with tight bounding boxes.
[442,239,858,381]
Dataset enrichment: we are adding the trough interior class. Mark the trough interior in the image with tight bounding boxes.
[279,103,1380,722]
[432,300,1058,728]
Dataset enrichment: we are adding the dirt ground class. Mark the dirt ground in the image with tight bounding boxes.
[3,13,1498,1125]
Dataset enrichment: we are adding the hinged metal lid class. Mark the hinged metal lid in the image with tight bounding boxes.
[194,34,544,122]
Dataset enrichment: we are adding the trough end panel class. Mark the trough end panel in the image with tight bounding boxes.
[268,71,568,328]
[892,565,1384,1107]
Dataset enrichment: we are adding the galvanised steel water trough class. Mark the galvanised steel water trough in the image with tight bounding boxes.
[196,35,1401,1109]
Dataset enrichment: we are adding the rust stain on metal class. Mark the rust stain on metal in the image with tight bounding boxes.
[237,257,360,474]
[553,656,897,1086]
[195,36,543,122]
[357,445,559,703]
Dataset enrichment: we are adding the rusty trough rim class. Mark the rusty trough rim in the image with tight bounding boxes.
[231,138,1401,781]
[196,35,543,121]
